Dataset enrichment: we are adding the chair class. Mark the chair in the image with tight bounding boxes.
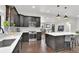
[71,35,76,48]
[64,35,78,50]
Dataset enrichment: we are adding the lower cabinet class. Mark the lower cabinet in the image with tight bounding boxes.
[22,32,41,42]
[29,34,37,39]
[12,32,41,53]
[37,32,41,40]
[22,32,29,42]
[12,37,22,53]
[55,36,65,51]
[45,34,65,52]
[12,41,20,53]
[12,43,19,53]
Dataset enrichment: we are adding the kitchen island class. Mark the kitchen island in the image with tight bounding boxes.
[45,32,77,52]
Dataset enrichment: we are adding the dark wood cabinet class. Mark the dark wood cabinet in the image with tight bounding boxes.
[19,14,40,27]
[55,36,65,51]
[23,16,29,27]
[20,15,24,27]
[12,40,20,53]
[45,34,65,52]
[6,5,20,27]
[37,32,41,40]
[6,5,10,21]
[12,42,19,53]
[10,8,20,27]
[12,37,22,53]
[6,6,40,27]
[29,34,36,39]
[36,17,40,27]
[22,32,29,42]
[14,15,20,27]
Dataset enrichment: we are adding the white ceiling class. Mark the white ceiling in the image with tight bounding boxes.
[14,5,79,18]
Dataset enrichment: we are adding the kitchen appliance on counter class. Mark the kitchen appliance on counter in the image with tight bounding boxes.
[29,31,37,41]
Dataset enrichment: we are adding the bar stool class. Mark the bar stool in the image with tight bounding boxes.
[70,35,76,48]
[64,35,77,50]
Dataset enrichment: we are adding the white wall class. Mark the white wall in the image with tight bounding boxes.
[41,16,77,32]
[75,17,79,31]
[19,9,77,32]
[20,12,77,32]
[0,5,77,33]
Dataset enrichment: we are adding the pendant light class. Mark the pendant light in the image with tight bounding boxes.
[56,5,61,19]
[64,6,68,20]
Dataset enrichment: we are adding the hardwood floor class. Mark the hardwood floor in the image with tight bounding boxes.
[20,39,54,53]
[20,39,79,53]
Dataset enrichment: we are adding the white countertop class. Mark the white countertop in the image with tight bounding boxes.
[0,32,23,53]
[46,32,78,36]
[0,31,79,53]
[0,30,41,53]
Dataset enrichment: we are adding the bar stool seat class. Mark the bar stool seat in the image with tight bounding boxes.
[64,35,78,50]
[71,35,76,48]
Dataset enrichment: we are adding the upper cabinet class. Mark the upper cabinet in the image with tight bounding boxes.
[19,14,41,27]
[19,15,24,27]
[29,17,36,27]
[10,7,20,27]
[6,5,20,27]
[35,17,40,27]
[6,5,10,21]
[6,5,41,27]
[23,16,29,27]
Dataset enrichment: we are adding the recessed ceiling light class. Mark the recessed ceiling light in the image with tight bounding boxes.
[32,6,36,8]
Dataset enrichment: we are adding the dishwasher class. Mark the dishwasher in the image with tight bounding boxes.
[29,31,37,41]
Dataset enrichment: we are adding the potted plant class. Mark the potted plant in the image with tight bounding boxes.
[3,20,10,33]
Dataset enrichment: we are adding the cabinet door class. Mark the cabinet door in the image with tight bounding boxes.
[14,15,20,27]
[37,32,41,40]
[20,15,24,27]
[12,41,19,53]
[22,33,29,42]
[55,36,65,51]
[36,17,40,27]
[23,16,29,27]
[29,34,36,39]
[10,8,15,26]
[28,17,35,27]
[45,34,55,49]
[10,7,20,27]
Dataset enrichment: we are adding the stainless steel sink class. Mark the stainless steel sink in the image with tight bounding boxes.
[0,39,15,47]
